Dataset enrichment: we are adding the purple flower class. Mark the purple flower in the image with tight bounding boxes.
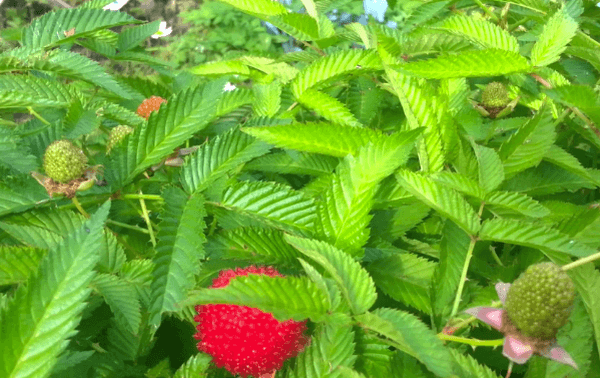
[465,283,577,368]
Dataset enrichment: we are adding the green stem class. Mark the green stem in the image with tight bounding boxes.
[27,107,50,125]
[437,334,504,347]
[562,251,600,271]
[450,236,478,320]
[490,246,504,267]
[121,193,164,201]
[138,192,157,247]
[71,197,90,218]
[472,0,499,22]
[106,219,150,234]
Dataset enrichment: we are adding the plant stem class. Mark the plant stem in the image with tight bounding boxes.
[121,193,164,201]
[71,197,90,218]
[437,334,504,347]
[472,0,499,22]
[138,191,157,247]
[27,107,50,125]
[450,236,478,320]
[106,219,150,234]
[562,251,600,271]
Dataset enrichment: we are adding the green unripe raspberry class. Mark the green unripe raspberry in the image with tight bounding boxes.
[505,262,575,340]
[107,125,134,153]
[43,140,88,183]
[481,82,510,108]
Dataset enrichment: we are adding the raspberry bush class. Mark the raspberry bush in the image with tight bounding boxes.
[0,1,600,378]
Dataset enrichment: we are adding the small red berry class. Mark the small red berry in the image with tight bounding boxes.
[136,96,166,120]
[194,266,308,378]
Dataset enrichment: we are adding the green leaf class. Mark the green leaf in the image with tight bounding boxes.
[399,49,531,79]
[298,89,362,127]
[253,81,282,117]
[502,162,598,196]
[346,77,383,126]
[186,274,330,322]
[208,227,302,265]
[219,181,317,234]
[245,151,339,176]
[107,82,222,187]
[0,132,38,174]
[431,221,471,323]
[396,170,481,235]
[285,235,377,314]
[543,145,600,185]
[22,8,138,50]
[472,143,504,193]
[0,246,45,285]
[499,104,556,178]
[449,349,502,378]
[0,202,110,378]
[243,122,415,158]
[268,13,321,41]
[316,137,418,254]
[479,218,597,258]
[291,50,381,98]
[117,21,161,51]
[367,252,436,314]
[430,172,485,198]
[355,308,454,377]
[484,191,550,218]
[436,15,520,53]
[288,321,356,378]
[545,85,600,127]
[530,9,578,67]
[149,188,206,325]
[91,273,141,334]
[173,354,212,378]
[217,0,288,16]
[0,75,74,110]
[180,128,271,194]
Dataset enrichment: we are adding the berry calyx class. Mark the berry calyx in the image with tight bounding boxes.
[505,262,575,340]
[194,266,308,378]
[136,96,166,120]
[43,140,88,183]
[481,82,510,108]
[107,125,134,153]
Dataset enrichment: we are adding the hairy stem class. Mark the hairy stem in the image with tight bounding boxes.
[138,191,157,247]
[437,334,504,347]
[71,197,90,218]
[450,236,478,320]
[562,251,600,271]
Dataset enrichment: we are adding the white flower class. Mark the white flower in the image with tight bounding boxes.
[223,82,237,92]
[151,22,173,39]
[103,0,129,11]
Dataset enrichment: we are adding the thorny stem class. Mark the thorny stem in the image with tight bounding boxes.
[437,334,504,347]
[450,236,478,320]
[138,191,157,247]
[71,197,90,218]
[562,251,600,271]
[27,107,50,125]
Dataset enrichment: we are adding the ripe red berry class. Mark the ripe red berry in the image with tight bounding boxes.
[136,96,166,120]
[194,266,308,378]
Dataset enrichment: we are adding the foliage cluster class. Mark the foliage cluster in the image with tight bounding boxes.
[1,0,600,378]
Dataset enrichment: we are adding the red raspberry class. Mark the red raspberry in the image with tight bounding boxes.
[136,96,166,120]
[194,266,308,378]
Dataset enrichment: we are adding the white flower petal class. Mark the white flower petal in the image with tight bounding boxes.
[103,0,129,11]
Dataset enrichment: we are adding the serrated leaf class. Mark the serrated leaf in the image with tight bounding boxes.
[0,246,45,285]
[544,85,600,127]
[449,349,502,378]
[285,235,377,314]
[219,180,316,234]
[298,89,362,127]
[530,9,578,67]
[185,274,330,322]
[430,172,485,198]
[479,218,596,257]
[245,151,339,176]
[0,133,38,174]
[355,308,454,377]
[396,170,481,235]
[316,136,419,254]
[472,143,504,193]
[117,21,161,51]
[0,75,74,110]
[207,227,302,265]
[0,202,110,378]
[367,252,436,314]
[149,188,206,325]
[92,273,141,334]
[217,0,288,16]
[180,128,271,194]
[502,162,598,196]
[173,354,212,378]
[399,49,531,79]
[436,15,519,53]
[484,191,550,218]
[288,321,356,378]
[253,81,282,117]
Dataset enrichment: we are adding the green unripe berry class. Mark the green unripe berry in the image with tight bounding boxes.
[43,140,88,183]
[107,125,134,153]
[505,262,575,340]
[481,82,510,108]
